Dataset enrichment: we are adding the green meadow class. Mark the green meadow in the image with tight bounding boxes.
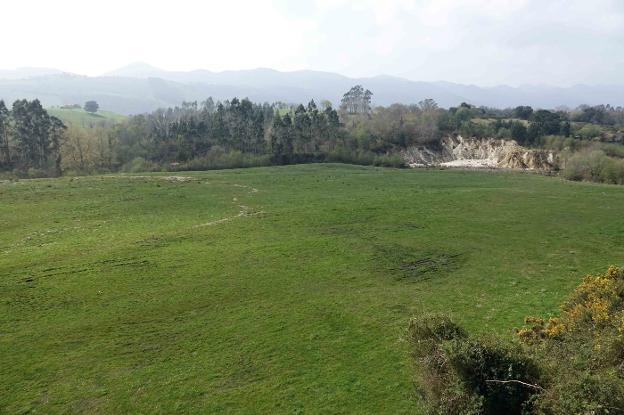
[47,107,126,128]
[1,164,623,413]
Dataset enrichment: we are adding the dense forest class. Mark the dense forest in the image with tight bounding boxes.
[1,85,624,183]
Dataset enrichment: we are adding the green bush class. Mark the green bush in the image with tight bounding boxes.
[532,370,624,415]
[325,149,405,168]
[445,339,541,415]
[601,142,624,158]
[576,123,604,139]
[409,314,541,415]
[172,148,272,171]
[410,268,624,415]
[563,150,624,184]
[536,135,579,151]
[517,266,624,414]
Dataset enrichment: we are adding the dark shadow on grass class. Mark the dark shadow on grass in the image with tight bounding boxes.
[374,243,466,281]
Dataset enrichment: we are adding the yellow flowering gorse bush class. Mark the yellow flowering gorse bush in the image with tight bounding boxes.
[517,266,624,342]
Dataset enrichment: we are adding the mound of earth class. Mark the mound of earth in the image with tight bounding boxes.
[402,135,558,170]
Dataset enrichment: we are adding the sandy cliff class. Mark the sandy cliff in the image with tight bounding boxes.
[402,136,558,170]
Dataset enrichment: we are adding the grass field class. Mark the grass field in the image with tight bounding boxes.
[2,164,623,413]
[48,107,127,129]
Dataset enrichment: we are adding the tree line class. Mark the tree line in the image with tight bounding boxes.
[109,86,443,173]
[108,98,355,170]
[0,99,66,176]
[269,101,341,163]
[2,88,624,178]
[441,102,624,142]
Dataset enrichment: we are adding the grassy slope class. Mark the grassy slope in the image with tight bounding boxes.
[47,107,127,128]
[1,165,623,413]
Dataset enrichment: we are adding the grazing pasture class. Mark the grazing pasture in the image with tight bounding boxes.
[47,107,126,128]
[1,164,623,413]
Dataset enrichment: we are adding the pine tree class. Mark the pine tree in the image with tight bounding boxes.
[307,100,321,151]
[12,99,36,167]
[281,113,294,159]
[294,104,311,154]
[0,101,10,165]
[30,100,52,168]
[270,112,284,161]
[49,116,67,176]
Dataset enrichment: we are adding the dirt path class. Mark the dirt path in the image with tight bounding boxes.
[118,175,195,182]
[233,184,259,193]
[193,205,265,228]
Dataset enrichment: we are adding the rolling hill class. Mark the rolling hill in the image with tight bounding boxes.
[1,63,623,115]
[47,107,127,128]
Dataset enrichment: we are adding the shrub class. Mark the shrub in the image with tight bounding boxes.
[325,149,405,168]
[536,135,579,151]
[516,266,624,413]
[445,339,542,415]
[576,123,603,140]
[409,314,541,415]
[409,315,477,414]
[602,142,624,158]
[410,267,624,415]
[563,150,624,184]
[171,148,272,171]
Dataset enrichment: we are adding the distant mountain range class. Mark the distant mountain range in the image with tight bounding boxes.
[0,67,64,80]
[0,62,622,115]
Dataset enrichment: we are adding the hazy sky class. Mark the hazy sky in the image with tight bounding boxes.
[3,0,623,86]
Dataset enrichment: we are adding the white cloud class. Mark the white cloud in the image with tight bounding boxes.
[1,0,623,85]
[1,0,315,74]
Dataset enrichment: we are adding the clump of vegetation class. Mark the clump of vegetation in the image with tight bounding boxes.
[325,148,405,167]
[517,266,624,414]
[84,100,99,114]
[409,315,542,415]
[0,99,66,177]
[562,149,624,184]
[171,147,272,171]
[411,266,624,415]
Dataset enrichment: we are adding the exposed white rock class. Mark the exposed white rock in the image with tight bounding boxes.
[402,135,558,170]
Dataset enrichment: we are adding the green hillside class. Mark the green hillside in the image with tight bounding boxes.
[1,165,623,413]
[48,107,127,129]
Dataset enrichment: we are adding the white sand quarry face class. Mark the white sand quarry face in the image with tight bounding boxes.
[404,135,558,170]
[440,159,499,168]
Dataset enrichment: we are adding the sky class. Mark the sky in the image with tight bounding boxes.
[2,0,623,86]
